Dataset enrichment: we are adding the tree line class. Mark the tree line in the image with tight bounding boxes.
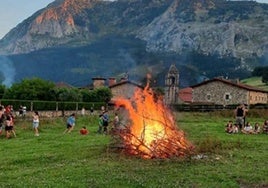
[252,66,268,84]
[0,78,112,103]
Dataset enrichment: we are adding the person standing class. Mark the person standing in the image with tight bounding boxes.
[64,113,76,134]
[97,114,103,134]
[5,114,16,138]
[0,105,5,135]
[90,106,94,115]
[102,111,109,134]
[113,113,120,131]
[234,104,246,130]
[81,107,85,116]
[32,111,40,136]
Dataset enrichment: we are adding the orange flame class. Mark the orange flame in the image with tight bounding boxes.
[114,84,193,159]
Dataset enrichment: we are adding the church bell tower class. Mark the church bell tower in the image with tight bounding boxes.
[165,64,179,104]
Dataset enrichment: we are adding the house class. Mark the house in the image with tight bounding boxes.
[109,79,144,101]
[178,87,193,104]
[55,82,73,89]
[191,78,268,105]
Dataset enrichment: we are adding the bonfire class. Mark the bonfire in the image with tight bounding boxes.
[114,83,194,159]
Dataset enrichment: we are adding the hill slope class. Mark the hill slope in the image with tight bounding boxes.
[241,76,268,91]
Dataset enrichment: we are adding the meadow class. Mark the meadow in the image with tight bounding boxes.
[0,111,267,188]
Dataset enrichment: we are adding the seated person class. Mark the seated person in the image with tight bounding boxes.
[232,124,239,134]
[241,122,254,134]
[262,120,268,134]
[254,122,261,134]
[80,126,88,135]
[225,120,233,134]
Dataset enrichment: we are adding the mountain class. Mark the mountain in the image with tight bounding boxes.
[0,0,268,87]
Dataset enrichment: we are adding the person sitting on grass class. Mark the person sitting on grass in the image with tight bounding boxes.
[80,126,88,135]
[232,124,239,134]
[241,122,254,134]
[63,113,76,134]
[225,120,233,134]
[253,122,261,134]
[262,120,268,134]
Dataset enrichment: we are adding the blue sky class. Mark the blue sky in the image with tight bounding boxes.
[0,0,54,39]
[0,0,267,39]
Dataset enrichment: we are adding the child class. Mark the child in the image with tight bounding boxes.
[241,122,254,134]
[233,124,239,133]
[64,113,76,134]
[102,111,109,134]
[262,120,268,134]
[97,114,103,134]
[225,120,233,134]
[5,114,16,138]
[80,126,88,135]
[254,123,261,134]
[32,111,40,136]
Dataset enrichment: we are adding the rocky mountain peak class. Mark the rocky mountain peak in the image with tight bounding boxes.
[35,0,93,25]
[0,0,267,88]
[32,0,99,37]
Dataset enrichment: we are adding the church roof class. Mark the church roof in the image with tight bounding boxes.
[168,64,178,74]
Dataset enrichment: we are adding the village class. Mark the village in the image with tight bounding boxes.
[90,64,268,108]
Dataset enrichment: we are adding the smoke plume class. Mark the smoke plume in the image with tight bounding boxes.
[0,56,15,87]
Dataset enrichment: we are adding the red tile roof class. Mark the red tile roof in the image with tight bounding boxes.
[55,82,73,88]
[178,87,192,103]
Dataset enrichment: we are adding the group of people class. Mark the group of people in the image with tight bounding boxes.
[0,105,16,138]
[97,106,121,135]
[63,106,120,135]
[225,103,268,134]
[225,120,266,134]
[0,104,40,138]
[0,104,119,138]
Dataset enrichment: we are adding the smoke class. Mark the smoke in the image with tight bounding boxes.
[118,49,136,71]
[0,56,16,87]
[118,49,138,80]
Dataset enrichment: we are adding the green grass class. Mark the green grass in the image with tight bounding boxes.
[1,112,268,187]
[241,76,268,91]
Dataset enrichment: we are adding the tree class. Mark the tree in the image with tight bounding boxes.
[0,84,6,99]
[252,66,268,84]
[55,88,82,102]
[3,78,55,100]
[94,87,112,102]
[262,70,268,84]
[252,66,268,77]
[76,88,112,102]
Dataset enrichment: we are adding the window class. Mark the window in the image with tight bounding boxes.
[206,94,211,101]
[224,93,231,101]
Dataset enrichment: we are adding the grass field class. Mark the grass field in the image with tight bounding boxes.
[1,112,267,188]
[241,76,268,91]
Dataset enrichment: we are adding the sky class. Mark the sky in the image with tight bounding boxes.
[0,0,267,39]
[0,0,54,39]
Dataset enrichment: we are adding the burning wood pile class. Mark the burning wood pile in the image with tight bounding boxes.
[114,84,194,159]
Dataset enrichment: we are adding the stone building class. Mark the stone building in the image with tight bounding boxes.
[109,80,144,101]
[165,64,179,104]
[92,77,106,89]
[191,78,268,105]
